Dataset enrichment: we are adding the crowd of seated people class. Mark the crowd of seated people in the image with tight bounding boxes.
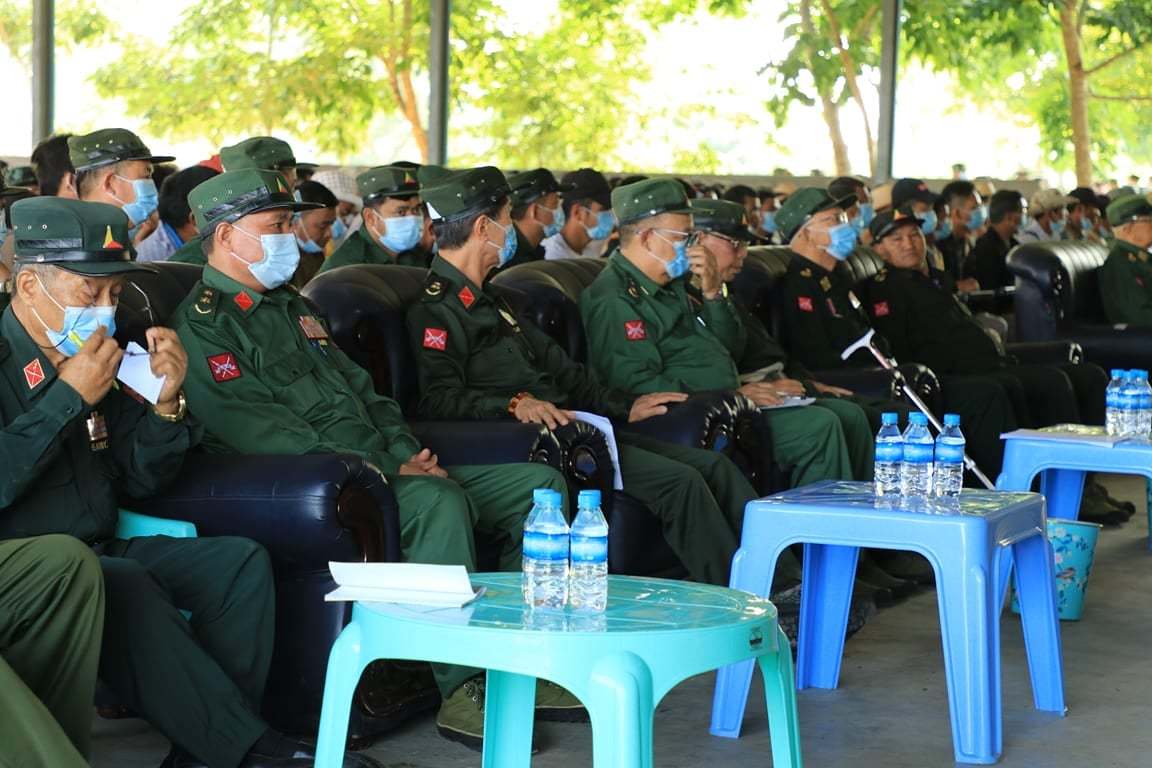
[2,127,1149,767]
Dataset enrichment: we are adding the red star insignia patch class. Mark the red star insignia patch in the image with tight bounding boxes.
[207,353,243,383]
[624,320,647,341]
[458,286,475,309]
[422,327,448,351]
[22,359,45,390]
[873,301,890,317]
[797,296,814,312]
[234,292,254,311]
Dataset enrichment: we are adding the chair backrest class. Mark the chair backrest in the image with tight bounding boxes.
[491,258,607,362]
[1007,240,1109,339]
[114,262,202,343]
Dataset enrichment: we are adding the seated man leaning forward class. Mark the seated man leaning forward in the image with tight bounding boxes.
[408,165,755,588]
[171,168,576,752]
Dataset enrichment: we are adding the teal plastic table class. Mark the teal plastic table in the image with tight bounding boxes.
[314,573,802,768]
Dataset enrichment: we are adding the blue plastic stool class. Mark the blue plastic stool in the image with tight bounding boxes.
[115,509,198,540]
[711,481,1065,765]
[315,574,802,768]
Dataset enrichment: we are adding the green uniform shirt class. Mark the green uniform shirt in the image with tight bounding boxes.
[167,237,206,266]
[317,227,430,274]
[778,253,881,370]
[498,225,545,272]
[700,286,816,385]
[1098,239,1152,326]
[173,266,421,476]
[859,266,1002,375]
[0,309,194,542]
[580,252,742,393]
[408,256,632,421]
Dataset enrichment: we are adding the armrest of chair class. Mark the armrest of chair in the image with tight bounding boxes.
[410,421,558,466]
[1066,324,1152,371]
[619,390,745,449]
[123,453,401,566]
[958,286,1015,315]
[1006,340,1083,365]
[811,366,900,400]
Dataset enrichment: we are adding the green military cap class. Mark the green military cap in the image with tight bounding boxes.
[5,165,36,188]
[1,186,29,199]
[188,169,321,236]
[1106,194,1152,227]
[68,128,175,173]
[775,187,856,242]
[421,166,511,223]
[611,178,692,226]
[868,205,922,242]
[507,169,564,208]
[10,197,152,275]
[219,136,315,173]
[690,199,754,242]
[356,165,422,204]
[417,164,453,187]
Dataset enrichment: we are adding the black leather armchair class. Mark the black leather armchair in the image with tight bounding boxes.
[1008,240,1152,370]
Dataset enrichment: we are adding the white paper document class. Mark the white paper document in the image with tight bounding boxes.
[325,562,484,608]
[116,342,167,405]
[759,397,816,411]
[571,410,624,491]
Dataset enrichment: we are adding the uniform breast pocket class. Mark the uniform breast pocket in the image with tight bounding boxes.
[262,349,324,408]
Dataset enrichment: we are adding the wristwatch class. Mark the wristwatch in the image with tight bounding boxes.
[153,391,187,422]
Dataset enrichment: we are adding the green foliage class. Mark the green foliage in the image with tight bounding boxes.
[0,0,111,61]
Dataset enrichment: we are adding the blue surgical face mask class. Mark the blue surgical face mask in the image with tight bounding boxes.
[29,274,117,357]
[1050,217,1067,237]
[761,211,778,234]
[486,217,517,267]
[231,225,301,290]
[824,222,858,261]
[112,175,159,227]
[916,210,938,237]
[584,209,615,240]
[967,204,988,231]
[1080,215,1093,233]
[539,204,565,238]
[294,216,323,254]
[649,230,691,280]
[330,216,349,242]
[934,218,953,240]
[0,223,7,249]
[374,211,422,253]
[852,203,875,232]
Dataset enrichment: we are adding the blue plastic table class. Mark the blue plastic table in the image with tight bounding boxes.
[711,481,1065,765]
[314,573,802,768]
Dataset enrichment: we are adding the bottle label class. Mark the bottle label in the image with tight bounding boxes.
[875,442,903,462]
[570,534,608,563]
[935,443,964,463]
[524,531,570,561]
[903,442,933,463]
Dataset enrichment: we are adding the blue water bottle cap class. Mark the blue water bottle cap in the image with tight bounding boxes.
[1111,369,1125,379]
[577,489,602,508]
[943,413,960,427]
[881,412,898,425]
[909,412,928,426]
[1128,369,1142,379]
[532,489,553,505]
[548,490,565,508]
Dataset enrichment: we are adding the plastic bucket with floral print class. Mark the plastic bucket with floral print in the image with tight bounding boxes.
[1011,518,1102,621]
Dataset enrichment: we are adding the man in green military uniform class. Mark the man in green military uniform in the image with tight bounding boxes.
[1098,194,1152,326]
[2,197,368,768]
[408,166,752,587]
[318,165,431,273]
[0,535,104,768]
[172,169,576,751]
[580,178,856,490]
[500,168,565,270]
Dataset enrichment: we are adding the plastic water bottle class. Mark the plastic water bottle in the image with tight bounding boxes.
[568,489,609,612]
[1119,370,1141,438]
[522,489,569,609]
[1105,368,1125,436]
[933,413,965,498]
[873,412,903,499]
[900,413,934,502]
[1136,370,1152,437]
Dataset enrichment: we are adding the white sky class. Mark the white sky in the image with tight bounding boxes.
[0,0,1119,186]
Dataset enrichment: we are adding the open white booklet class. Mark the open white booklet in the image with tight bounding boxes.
[325,562,485,608]
[570,411,625,491]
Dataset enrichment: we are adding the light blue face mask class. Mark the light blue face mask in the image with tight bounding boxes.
[294,216,323,254]
[487,218,517,267]
[375,212,423,253]
[916,210,938,237]
[650,230,691,280]
[330,216,349,242]
[852,203,875,232]
[231,226,300,290]
[29,274,117,357]
[967,204,988,231]
[824,222,859,261]
[1080,215,1093,233]
[761,211,778,234]
[1050,217,1067,238]
[539,205,565,238]
[934,218,953,240]
[584,209,615,240]
[0,223,7,249]
[113,175,159,226]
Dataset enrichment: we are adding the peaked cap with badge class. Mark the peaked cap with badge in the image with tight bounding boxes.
[868,205,923,242]
[356,165,422,204]
[67,128,174,174]
[774,187,856,242]
[507,169,565,208]
[219,136,315,173]
[11,197,152,275]
[611,178,692,226]
[690,198,754,242]
[188,169,321,237]
[421,166,511,223]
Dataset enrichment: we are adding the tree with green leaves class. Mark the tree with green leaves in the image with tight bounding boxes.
[0,0,110,66]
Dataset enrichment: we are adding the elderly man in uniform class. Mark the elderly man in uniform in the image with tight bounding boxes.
[2,196,374,768]
[172,169,574,752]
[500,168,565,269]
[318,166,430,272]
[70,128,173,246]
[1098,194,1152,327]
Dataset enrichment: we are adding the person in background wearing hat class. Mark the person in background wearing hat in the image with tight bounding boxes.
[543,168,614,260]
[827,176,876,244]
[311,169,363,250]
[501,168,564,269]
[965,189,1026,289]
[933,181,987,292]
[70,128,174,246]
[1,196,357,768]
[720,184,771,244]
[1065,187,1105,243]
[1017,188,1075,243]
[172,168,571,753]
[289,180,338,287]
[410,166,755,590]
[136,165,220,264]
[220,136,316,189]
[756,187,784,242]
[318,165,430,272]
[5,165,38,195]
[1098,194,1152,326]
[890,178,955,281]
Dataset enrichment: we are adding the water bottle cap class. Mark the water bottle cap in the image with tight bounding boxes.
[881,412,898,425]
[577,489,602,508]
[943,413,960,427]
[547,490,564,507]
[1112,369,1125,379]
[909,412,928,425]
[532,489,552,505]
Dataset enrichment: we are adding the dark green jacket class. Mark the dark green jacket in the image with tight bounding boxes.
[1098,239,1152,327]
[0,308,195,542]
[580,252,742,394]
[778,253,880,371]
[173,266,421,476]
[705,286,816,385]
[318,227,430,274]
[167,237,206,266]
[409,256,632,420]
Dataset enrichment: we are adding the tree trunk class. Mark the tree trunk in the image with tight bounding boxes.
[1059,1,1093,186]
[819,0,876,175]
[821,94,852,176]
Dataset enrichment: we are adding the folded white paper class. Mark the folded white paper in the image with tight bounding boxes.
[117,342,167,405]
[571,410,624,491]
[325,562,484,608]
[759,397,815,411]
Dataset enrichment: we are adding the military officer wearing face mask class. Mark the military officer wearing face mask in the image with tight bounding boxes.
[172,169,574,752]
[318,165,430,273]
[499,168,565,270]
[70,128,173,247]
[289,180,339,288]
[1098,194,1152,326]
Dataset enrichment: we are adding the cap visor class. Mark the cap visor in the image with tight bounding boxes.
[1,186,30,197]
[126,153,176,165]
[56,260,156,276]
[875,217,920,242]
[294,162,319,170]
[818,193,859,213]
[254,200,324,215]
